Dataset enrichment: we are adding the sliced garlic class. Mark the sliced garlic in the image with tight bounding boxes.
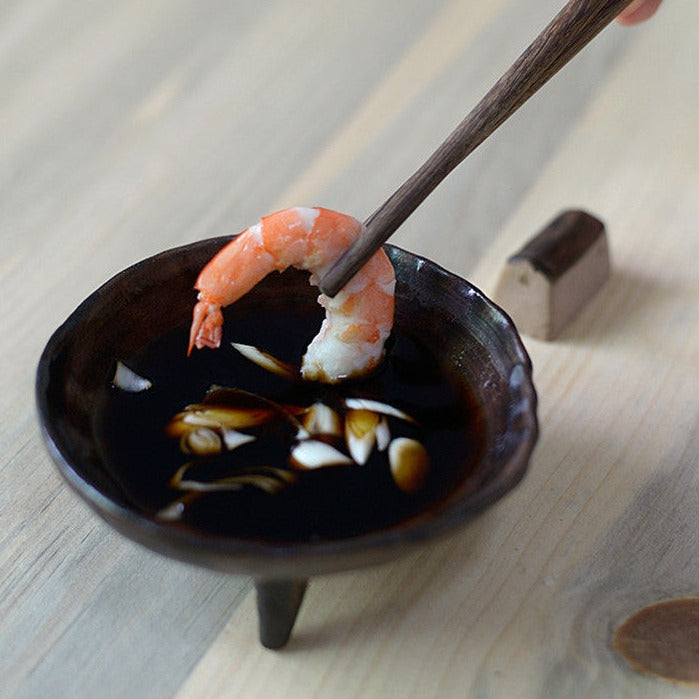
[181,412,223,427]
[388,437,430,493]
[290,440,353,470]
[195,405,274,428]
[221,428,256,451]
[112,361,152,392]
[345,409,379,465]
[218,474,290,495]
[344,398,416,424]
[175,479,244,493]
[169,463,190,488]
[375,416,391,452]
[175,475,287,495]
[301,402,342,438]
[170,465,295,495]
[231,342,297,379]
[166,406,274,436]
[156,500,186,521]
[180,427,222,455]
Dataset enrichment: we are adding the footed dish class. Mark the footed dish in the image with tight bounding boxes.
[36,239,537,648]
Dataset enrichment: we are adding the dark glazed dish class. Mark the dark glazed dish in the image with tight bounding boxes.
[36,239,538,647]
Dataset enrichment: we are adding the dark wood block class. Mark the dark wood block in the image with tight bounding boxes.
[494,210,610,340]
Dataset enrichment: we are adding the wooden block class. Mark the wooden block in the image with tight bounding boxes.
[493,210,610,340]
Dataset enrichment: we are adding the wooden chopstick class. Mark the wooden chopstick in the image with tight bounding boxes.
[318,0,634,297]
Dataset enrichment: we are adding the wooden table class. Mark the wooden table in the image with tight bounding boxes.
[2,1,697,696]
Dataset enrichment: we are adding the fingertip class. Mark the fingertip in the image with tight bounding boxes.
[616,0,662,26]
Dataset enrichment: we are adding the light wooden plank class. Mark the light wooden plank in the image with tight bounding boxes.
[273,0,511,210]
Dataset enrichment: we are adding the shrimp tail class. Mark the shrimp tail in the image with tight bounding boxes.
[188,298,223,355]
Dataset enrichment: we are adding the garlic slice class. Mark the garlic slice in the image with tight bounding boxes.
[170,464,295,496]
[180,427,222,455]
[176,475,286,494]
[231,342,297,379]
[175,478,244,493]
[375,416,391,452]
[157,500,187,521]
[388,437,430,493]
[345,409,379,465]
[112,361,152,392]
[344,398,416,424]
[301,402,342,438]
[290,440,353,470]
[221,428,256,451]
[166,406,274,436]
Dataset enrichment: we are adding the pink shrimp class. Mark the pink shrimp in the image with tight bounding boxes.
[188,207,395,383]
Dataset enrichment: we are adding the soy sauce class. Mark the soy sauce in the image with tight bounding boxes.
[94,300,484,543]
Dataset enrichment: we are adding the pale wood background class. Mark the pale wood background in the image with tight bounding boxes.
[2,1,697,697]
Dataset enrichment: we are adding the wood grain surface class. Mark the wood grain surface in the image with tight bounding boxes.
[2,1,697,697]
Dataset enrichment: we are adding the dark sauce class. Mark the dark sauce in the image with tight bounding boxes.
[94,300,484,543]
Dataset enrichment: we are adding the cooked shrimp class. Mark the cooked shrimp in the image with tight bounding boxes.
[188,207,395,383]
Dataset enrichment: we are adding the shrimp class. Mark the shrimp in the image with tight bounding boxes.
[188,207,395,383]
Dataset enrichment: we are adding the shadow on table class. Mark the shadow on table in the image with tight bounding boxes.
[557,264,687,352]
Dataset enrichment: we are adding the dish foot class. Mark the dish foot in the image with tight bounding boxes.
[255,578,308,649]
